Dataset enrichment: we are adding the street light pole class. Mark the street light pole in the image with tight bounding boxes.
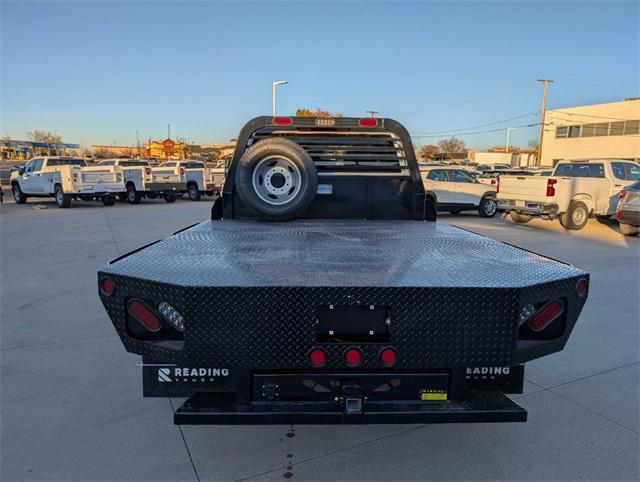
[272,80,288,116]
[505,127,516,153]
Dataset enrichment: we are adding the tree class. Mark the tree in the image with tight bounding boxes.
[295,108,343,118]
[437,137,466,159]
[26,130,62,144]
[417,144,440,160]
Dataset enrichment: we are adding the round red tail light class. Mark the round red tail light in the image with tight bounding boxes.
[309,348,327,367]
[379,347,398,367]
[129,300,162,332]
[576,278,588,297]
[101,277,115,296]
[345,348,362,367]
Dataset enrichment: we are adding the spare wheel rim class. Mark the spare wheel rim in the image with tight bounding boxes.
[252,155,302,206]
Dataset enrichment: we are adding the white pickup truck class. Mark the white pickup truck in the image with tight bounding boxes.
[497,159,640,230]
[98,158,186,204]
[10,156,125,208]
[153,160,223,201]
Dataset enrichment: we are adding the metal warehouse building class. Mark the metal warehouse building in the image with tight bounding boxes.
[541,98,640,166]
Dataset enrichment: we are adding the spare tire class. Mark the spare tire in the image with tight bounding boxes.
[235,137,317,221]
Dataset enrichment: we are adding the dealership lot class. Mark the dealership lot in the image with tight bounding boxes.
[1,198,638,481]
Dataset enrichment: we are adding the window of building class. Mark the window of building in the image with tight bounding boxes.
[555,126,568,138]
[581,124,596,137]
[609,121,625,136]
[568,126,581,138]
[624,120,640,135]
[594,123,609,136]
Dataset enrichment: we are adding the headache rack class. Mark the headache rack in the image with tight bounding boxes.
[248,126,409,175]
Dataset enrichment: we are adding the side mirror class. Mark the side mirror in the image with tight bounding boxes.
[18,167,25,175]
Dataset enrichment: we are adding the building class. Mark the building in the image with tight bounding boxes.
[92,144,141,159]
[473,148,537,167]
[0,140,80,160]
[145,138,187,160]
[541,98,640,166]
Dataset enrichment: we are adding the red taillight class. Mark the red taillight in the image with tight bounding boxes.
[529,300,564,332]
[272,116,293,126]
[619,189,626,200]
[179,167,185,175]
[344,348,362,367]
[576,278,588,297]
[145,167,151,175]
[100,277,114,296]
[496,178,500,193]
[616,210,623,220]
[379,347,398,367]
[546,178,558,197]
[490,179,496,185]
[309,348,327,367]
[358,118,378,128]
[129,300,162,332]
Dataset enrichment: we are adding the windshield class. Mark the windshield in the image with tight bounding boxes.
[47,159,87,167]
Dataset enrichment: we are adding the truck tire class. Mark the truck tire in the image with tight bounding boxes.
[235,137,317,221]
[12,184,27,204]
[619,223,640,236]
[187,183,201,201]
[560,201,589,230]
[54,185,71,208]
[102,194,116,206]
[479,196,497,218]
[164,194,177,203]
[510,212,532,224]
[126,184,142,204]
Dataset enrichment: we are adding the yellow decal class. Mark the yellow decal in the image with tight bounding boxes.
[420,389,447,401]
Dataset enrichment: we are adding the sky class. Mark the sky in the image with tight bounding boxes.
[1,1,638,151]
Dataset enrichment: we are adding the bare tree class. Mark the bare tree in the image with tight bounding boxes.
[437,137,466,159]
[26,130,63,144]
[417,145,440,160]
[296,108,343,118]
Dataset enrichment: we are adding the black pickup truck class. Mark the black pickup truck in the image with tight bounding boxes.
[98,116,589,425]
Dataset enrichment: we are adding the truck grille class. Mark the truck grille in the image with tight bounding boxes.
[250,127,408,174]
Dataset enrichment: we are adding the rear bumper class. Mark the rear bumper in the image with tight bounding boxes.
[174,390,527,425]
[498,199,559,216]
[77,182,123,194]
[617,209,640,226]
[146,182,187,193]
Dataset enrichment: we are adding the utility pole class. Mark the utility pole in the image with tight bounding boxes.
[272,80,288,116]
[536,78,553,165]
[366,110,378,118]
[505,127,516,153]
[167,124,171,139]
[136,129,140,158]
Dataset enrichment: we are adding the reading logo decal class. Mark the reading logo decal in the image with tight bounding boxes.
[157,367,230,383]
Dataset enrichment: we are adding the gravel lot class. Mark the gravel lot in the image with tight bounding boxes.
[1,196,638,481]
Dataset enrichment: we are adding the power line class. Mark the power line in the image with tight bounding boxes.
[411,112,538,135]
[547,111,633,121]
[412,122,541,140]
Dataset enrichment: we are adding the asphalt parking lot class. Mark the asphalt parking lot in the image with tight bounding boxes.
[1,196,638,481]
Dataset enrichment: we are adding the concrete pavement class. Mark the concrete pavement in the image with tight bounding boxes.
[1,197,638,481]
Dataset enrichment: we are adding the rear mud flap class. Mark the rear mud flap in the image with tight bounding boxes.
[174,390,527,425]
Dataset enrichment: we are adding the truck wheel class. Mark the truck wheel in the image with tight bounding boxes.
[12,184,27,204]
[619,223,640,236]
[102,194,116,206]
[164,194,177,203]
[235,137,318,221]
[187,184,201,201]
[54,185,71,208]
[126,184,142,204]
[479,196,497,218]
[560,201,589,230]
[510,212,532,224]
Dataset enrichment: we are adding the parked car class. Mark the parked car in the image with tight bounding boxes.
[476,163,511,172]
[10,156,124,208]
[153,160,221,201]
[421,166,497,217]
[616,180,640,236]
[498,159,640,230]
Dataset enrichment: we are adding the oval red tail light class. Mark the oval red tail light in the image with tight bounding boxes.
[576,278,588,297]
[345,348,362,367]
[309,348,327,367]
[179,167,185,175]
[145,167,151,175]
[101,277,115,296]
[358,118,378,128]
[129,300,162,332]
[379,347,398,367]
[272,116,293,126]
[529,300,564,332]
